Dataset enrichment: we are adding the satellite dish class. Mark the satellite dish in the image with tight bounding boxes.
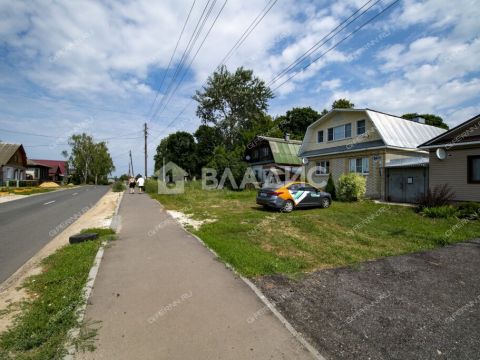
[302,157,309,165]
[436,148,447,160]
[245,155,251,161]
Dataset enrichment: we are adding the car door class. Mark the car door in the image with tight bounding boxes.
[300,185,321,207]
[287,183,308,206]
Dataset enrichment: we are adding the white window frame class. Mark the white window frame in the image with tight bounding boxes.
[315,160,330,175]
[349,157,369,174]
[357,119,366,135]
[328,124,352,141]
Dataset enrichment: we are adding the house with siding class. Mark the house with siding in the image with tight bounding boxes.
[30,159,69,183]
[299,109,445,201]
[419,113,480,202]
[0,143,27,185]
[245,135,302,183]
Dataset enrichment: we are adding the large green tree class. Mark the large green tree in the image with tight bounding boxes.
[332,98,355,109]
[401,112,449,130]
[193,66,274,149]
[275,107,320,140]
[67,134,114,184]
[194,125,222,171]
[154,131,197,176]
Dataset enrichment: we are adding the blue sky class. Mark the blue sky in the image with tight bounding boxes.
[0,0,479,176]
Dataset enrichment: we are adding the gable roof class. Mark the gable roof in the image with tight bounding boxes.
[0,143,27,167]
[30,159,68,176]
[256,136,302,165]
[300,108,446,156]
[418,113,480,148]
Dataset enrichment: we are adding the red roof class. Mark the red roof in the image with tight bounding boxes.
[30,159,68,176]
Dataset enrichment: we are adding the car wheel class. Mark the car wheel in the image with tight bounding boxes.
[320,197,331,208]
[281,200,294,213]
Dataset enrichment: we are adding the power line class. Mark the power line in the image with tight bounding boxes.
[268,0,380,86]
[150,0,278,144]
[272,0,401,92]
[146,0,197,118]
[149,0,216,123]
[152,0,229,119]
[0,128,143,141]
[220,0,278,66]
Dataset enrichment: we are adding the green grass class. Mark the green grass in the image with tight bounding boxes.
[149,181,480,277]
[0,228,115,360]
[0,187,55,196]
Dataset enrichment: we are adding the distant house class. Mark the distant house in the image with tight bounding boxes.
[419,113,480,202]
[299,109,446,202]
[0,143,27,185]
[26,160,51,182]
[30,159,69,183]
[245,135,302,183]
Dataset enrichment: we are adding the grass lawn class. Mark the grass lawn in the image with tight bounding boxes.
[0,228,115,360]
[149,182,480,277]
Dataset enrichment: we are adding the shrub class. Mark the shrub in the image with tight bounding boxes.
[416,184,455,209]
[337,173,366,201]
[422,205,459,218]
[145,179,158,194]
[457,202,480,219]
[112,181,125,192]
[325,173,337,200]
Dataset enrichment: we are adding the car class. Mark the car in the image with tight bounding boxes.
[256,181,332,213]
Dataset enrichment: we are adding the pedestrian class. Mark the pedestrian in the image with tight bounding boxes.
[137,175,145,194]
[129,176,136,194]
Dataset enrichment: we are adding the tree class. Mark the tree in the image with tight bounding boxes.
[67,134,115,184]
[68,133,95,184]
[194,125,222,170]
[153,131,197,176]
[90,141,115,185]
[275,107,320,140]
[332,98,355,109]
[401,113,449,130]
[193,66,274,149]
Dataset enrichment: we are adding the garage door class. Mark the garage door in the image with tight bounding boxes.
[387,167,428,203]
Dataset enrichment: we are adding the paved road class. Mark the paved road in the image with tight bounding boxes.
[0,186,110,283]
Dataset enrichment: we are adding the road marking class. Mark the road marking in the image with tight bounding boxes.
[72,192,78,196]
[43,200,55,205]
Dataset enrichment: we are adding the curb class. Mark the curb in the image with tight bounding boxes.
[165,210,326,360]
[63,190,124,360]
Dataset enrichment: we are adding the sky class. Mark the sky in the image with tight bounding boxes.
[0,0,479,176]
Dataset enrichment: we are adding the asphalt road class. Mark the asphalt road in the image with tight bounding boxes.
[0,185,110,284]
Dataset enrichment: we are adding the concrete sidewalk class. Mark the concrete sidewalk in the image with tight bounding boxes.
[76,193,315,360]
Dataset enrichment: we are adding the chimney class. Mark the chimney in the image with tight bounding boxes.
[412,116,426,124]
[284,133,290,141]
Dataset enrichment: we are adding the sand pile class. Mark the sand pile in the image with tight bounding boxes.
[39,181,60,188]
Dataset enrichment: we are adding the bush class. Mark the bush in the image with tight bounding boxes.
[112,181,125,192]
[457,202,480,219]
[337,173,366,201]
[325,173,337,200]
[416,184,455,209]
[422,205,459,218]
[145,179,158,194]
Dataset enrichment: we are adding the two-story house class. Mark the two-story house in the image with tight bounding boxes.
[299,108,445,201]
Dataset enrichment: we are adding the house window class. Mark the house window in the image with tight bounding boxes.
[357,120,366,135]
[468,156,480,183]
[317,130,324,143]
[349,157,369,174]
[328,124,352,141]
[315,160,330,175]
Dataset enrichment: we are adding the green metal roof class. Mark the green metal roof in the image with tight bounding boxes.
[267,139,302,165]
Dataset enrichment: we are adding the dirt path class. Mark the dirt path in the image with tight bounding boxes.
[0,190,123,333]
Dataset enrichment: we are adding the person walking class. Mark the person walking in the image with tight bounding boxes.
[136,175,145,194]
[128,176,136,194]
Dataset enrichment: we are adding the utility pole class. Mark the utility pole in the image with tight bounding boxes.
[144,122,148,179]
[129,150,134,177]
